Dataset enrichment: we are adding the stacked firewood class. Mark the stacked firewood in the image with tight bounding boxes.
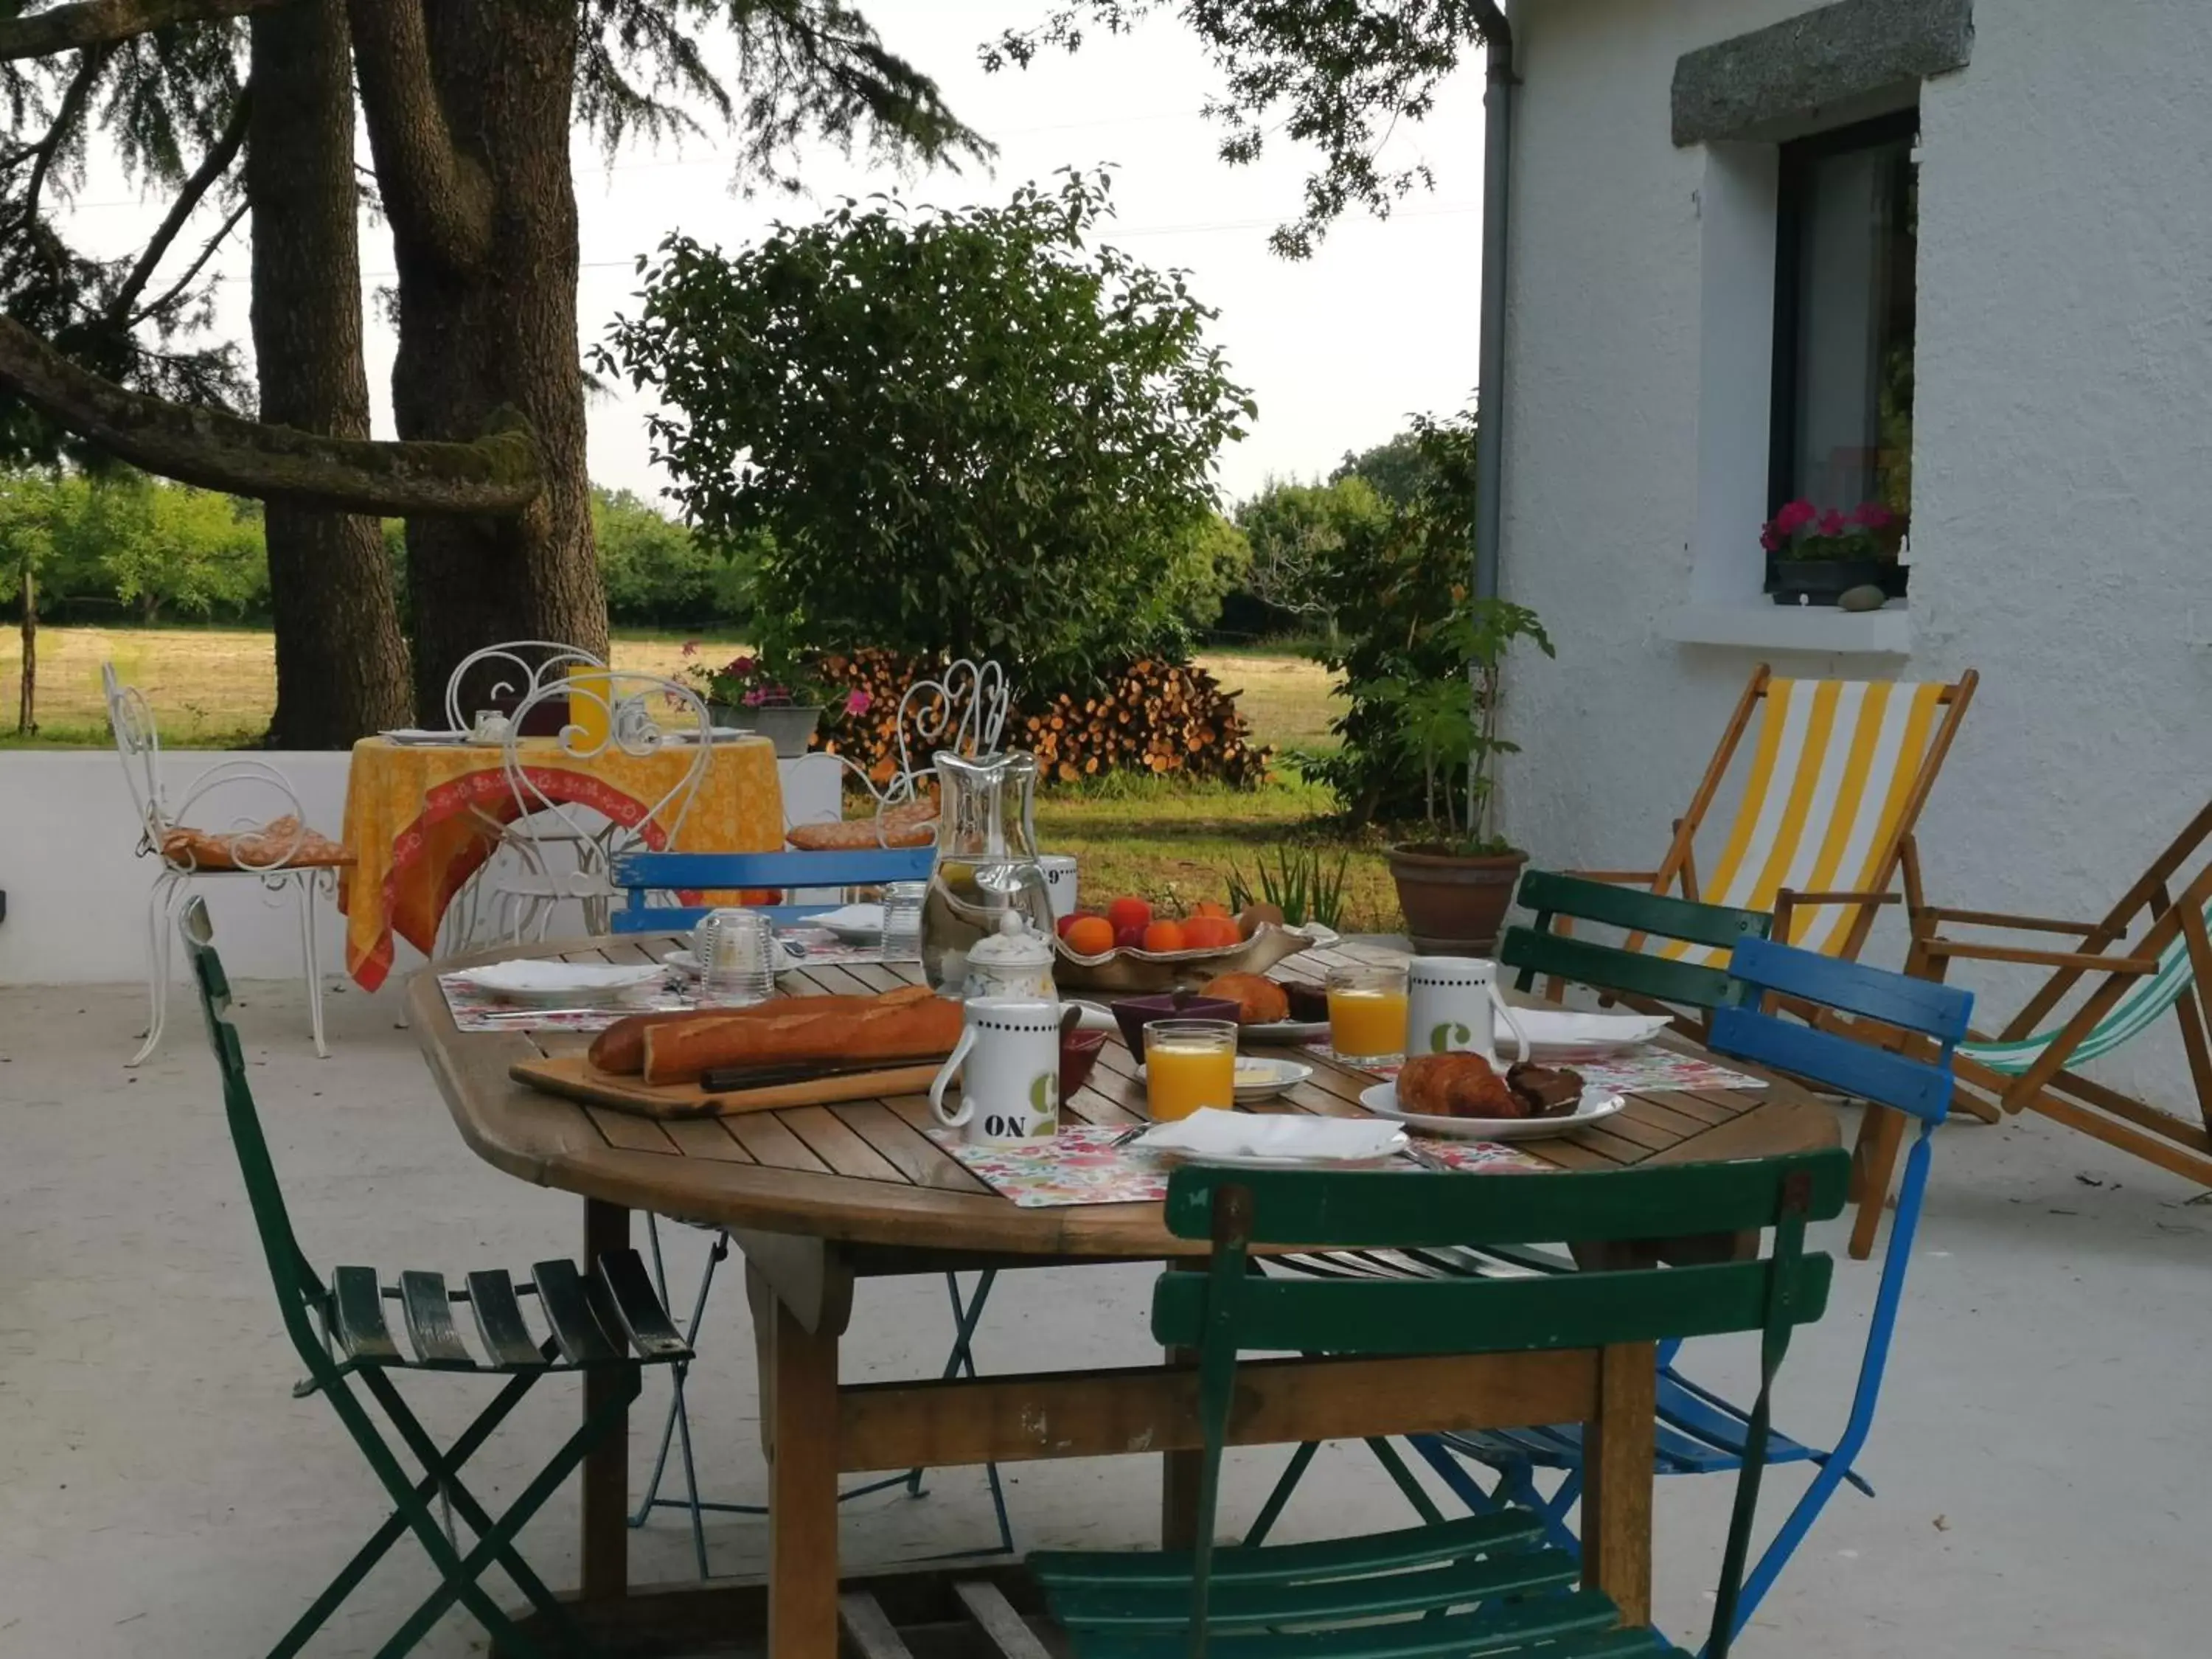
[809,649,1270,786]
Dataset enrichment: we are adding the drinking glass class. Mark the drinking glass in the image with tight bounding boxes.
[1326,961,1410,1065]
[880,881,925,963]
[693,908,776,1007]
[563,664,613,749]
[1144,1019,1237,1122]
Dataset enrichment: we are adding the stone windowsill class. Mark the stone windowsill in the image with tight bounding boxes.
[1660,601,1913,655]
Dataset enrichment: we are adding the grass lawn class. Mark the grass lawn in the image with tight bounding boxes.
[4,624,1393,928]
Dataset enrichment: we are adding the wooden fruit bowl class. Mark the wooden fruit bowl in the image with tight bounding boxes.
[1051,922,1321,994]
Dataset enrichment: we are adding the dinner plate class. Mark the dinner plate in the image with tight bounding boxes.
[1503,1008,1672,1060]
[449,960,665,1005]
[1135,1057,1315,1103]
[1358,1080,1626,1141]
[378,727,471,745]
[1240,1018,1331,1046]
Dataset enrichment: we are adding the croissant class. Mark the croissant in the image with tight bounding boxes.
[1397,1052,1525,1119]
[1200,972,1290,1026]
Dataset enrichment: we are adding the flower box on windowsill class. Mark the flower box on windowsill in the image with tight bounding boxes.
[1764,553,1909,607]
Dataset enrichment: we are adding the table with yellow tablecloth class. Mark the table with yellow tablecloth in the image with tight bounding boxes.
[336,736,784,989]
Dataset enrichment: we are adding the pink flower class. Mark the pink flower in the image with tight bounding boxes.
[1851,503,1894,529]
[844,689,873,717]
[681,639,701,658]
[1760,527,1784,552]
[741,688,767,707]
[1816,509,1846,538]
[1773,498,1818,535]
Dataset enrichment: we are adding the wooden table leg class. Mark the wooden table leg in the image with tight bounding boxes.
[750,1259,843,1659]
[1581,1340,1656,1627]
[581,1198,631,1604]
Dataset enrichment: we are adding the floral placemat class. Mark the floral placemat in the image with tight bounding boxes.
[925,1124,1551,1208]
[1297,1042,1767,1097]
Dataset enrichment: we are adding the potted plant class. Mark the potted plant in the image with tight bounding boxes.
[1762,499,1908,607]
[1374,595,1557,954]
[682,648,869,757]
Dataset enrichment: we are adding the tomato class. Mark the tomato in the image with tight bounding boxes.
[1142,919,1189,953]
[1113,922,1147,950]
[1180,915,1239,950]
[1106,895,1153,934]
[1192,900,1232,920]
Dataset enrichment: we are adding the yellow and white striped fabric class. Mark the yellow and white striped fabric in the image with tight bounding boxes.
[1658,678,1950,967]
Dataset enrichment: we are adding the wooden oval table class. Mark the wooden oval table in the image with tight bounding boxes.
[410,933,1838,1658]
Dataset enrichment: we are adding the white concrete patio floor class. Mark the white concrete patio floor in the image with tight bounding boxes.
[2,975,2209,1658]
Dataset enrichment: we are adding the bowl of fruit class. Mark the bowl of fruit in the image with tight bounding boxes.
[1052,895,1318,993]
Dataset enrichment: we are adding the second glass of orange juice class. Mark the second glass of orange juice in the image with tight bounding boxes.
[1144,1020,1237,1121]
[1326,962,1410,1064]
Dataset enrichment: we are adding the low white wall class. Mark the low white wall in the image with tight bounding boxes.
[0,751,842,986]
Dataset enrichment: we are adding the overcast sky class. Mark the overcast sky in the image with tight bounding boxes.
[57,1,1486,510]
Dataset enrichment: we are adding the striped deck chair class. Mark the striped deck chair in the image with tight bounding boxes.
[1601,667,1978,969]
[1875,798,2212,1245]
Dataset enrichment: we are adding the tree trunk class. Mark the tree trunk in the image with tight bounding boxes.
[250,0,412,748]
[363,0,605,717]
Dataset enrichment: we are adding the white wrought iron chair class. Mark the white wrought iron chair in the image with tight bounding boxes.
[788,657,1015,850]
[487,670,715,941]
[102,664,351,1064]
[436,640,609,950]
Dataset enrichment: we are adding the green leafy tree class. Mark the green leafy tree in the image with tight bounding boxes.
[600,169,1254,681]
[1233,472,1387,632]
[1329,429,1436,509]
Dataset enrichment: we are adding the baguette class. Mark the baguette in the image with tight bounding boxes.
[589,985,934,1075]
[642,995,962,1085]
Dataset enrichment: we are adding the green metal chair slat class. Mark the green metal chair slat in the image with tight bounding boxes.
[398,1271,478,1369]
[1518,869,1769,952]
[531,1259,627,1366]
[595,1247,692,1361]
[1074,1589,1658,1659]
[1051,1548,1581,1632]
[1503,926,1744,1012]
[331,1267,402,1365]
[176,896,689,1659]
[463,1271,549,1370]
[1032,1509,1542,1589]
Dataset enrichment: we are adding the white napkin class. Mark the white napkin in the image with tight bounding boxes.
[1511,1009,1672,1048]
[1137,1108,1406,1164]
[808,903,886,933]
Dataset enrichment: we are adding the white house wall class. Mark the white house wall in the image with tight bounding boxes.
[1499,0,2212,1107]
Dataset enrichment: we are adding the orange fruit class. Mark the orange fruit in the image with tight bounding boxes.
[1181,915,1239,950]
[1064,914,1116,956]
[1142,919,1189,953]
[1192,900,1231,919]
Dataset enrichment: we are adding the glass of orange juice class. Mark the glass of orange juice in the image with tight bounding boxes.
[563,664,613,749]
[1327,962,1409,1065]
[1144,1019,1238,1122]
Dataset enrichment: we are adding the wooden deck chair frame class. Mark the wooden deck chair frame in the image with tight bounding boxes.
[1886,799,2212,1222]
[1573,664,1978,982]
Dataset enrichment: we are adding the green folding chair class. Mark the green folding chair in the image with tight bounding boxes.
[1030,1150,1849,1659]
[179,897,691,1659]
[1504,869,1773,1033]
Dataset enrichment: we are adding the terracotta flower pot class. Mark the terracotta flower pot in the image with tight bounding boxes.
[1385,844,1528,955]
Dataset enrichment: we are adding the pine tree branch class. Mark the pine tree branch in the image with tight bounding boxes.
[108,88,249,323]
[0,316,544,515]
[0,0,291,61]
[128,195,243,323]
[345,0,491,269]
[15,43,112,235]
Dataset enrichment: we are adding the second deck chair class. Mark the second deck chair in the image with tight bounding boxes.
[1574,664,1977,987]
[1893,796,2212,1209]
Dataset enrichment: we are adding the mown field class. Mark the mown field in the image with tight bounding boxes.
[3,625,1399,928]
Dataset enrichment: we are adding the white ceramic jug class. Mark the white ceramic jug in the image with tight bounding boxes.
[930,998,1062,1146]
[1406,956,1528,1064]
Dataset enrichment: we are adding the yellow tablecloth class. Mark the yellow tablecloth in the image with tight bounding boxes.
[336,736,783,989]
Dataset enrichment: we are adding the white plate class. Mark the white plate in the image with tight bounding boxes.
[1503,1009,1672,1060]
[1136,1058,1315,1103]
[1241,1018,1331,1046]
[450,959,666,1005]
[1135,1107,1406,1167]
[663,948,702,977]
[666,726,751,744]
[1358,1080,1626,1141]
[807,902,886,943]
[378,727,471,745]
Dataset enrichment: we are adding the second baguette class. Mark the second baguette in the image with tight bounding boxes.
[641,990,962,1085]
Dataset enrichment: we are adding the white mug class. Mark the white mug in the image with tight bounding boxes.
[1407,956,1529,1064]
[1038,854,1079,921]
[930,998,1062,1146]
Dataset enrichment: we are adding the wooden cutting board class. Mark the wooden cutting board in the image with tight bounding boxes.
[510,1053,944,1120]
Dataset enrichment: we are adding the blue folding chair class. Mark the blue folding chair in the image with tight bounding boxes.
[1401,939,1972,1654]
[606,846,1015,1573]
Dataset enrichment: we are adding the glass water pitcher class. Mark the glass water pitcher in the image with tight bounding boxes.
[919,750,1056,995]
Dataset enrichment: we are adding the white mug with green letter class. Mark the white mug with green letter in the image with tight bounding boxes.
[930,998,1062,1147]
[1407,956,1528,1064]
